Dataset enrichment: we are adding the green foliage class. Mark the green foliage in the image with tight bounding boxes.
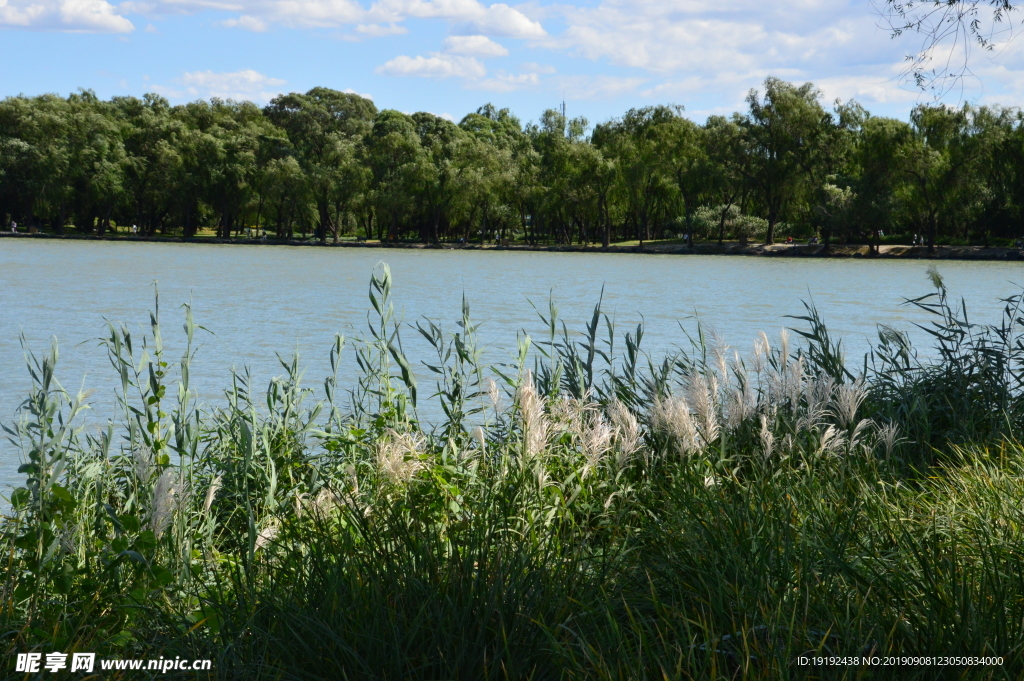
[6,79,1024,247]
[3,268,1024,679]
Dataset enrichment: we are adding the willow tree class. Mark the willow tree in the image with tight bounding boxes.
[901,104,985,253]
[363,110,422,242]
[264,88,377,243]
[738,78,831,244]
[655,109,710,246]
[593,106,676,245]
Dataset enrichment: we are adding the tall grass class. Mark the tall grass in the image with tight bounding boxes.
[2,264,1023,680]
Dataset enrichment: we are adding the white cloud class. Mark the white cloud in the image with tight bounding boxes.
[813,73,922,107]
[116,0,544,38]
[341,86,374,99]
[17,0,1024,116]
[526,0,963,109]
[520,61,555,74]
[0,0,134,32]
[369,0,545,38]
[460,2,544,38]
[474,70,538,91]
[554,74,648,100]
[356,21,406,35]
[155,69,287,101]
[220,13,267,30]
[256,0,365,28]
[118,0,242,15]
[121,0,365,27]
[377,53,486,78]
[443,34,507,57]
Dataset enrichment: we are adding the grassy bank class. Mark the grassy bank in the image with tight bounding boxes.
[2,265,1023,679]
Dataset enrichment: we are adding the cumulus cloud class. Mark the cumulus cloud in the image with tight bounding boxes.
[116,0,544,38]
[378,30,516,83]
[118,0,241,16]
[524,0,965,110]
[18,0,1024,115]
[443,34,507,57]
[154,69,287,101]
[520,61,555,74]
[377,53,486,78]
[220,13,267,30]
[369,0,544,37]
[554,74,648,100]
[474,70,538,91]
[459,2,544,38]
[0,0,134,32]
[341,86,374,99]
[356,21,405,35]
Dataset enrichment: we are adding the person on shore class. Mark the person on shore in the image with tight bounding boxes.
[10,221,16,234]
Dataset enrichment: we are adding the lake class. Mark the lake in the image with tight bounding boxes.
[1,239,1021,491]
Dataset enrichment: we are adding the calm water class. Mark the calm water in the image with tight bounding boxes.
[1,239,1021,491]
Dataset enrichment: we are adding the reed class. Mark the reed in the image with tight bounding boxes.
[2,265,1022,679]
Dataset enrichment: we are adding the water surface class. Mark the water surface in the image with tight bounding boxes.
[2,239,1020,490]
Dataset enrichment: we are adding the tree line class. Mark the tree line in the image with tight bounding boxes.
[2,77,1023,252]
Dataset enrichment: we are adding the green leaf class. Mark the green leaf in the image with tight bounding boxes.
[135,530,157,552]
[119,514,141,533]
[50,484,73,503]
[149,565,173,588]
[10,487,30,509]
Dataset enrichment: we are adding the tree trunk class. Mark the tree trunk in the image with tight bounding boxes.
[54,204,67,235]
[316,200,331,244]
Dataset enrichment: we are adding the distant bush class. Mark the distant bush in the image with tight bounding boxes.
[692,204,769,243]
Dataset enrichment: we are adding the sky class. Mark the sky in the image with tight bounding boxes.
[3,0,1024,126]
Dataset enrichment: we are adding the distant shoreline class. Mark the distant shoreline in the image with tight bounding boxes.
[1,231,1021,261]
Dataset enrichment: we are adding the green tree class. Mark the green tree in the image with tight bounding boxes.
[850,116,914,252]
[363,110,422,241]
[738,78,830,244]
[411,112,467,243]
[703,116,749,245]
[655,109,710,246]
[900,104,982,252]
[265,88,377,243]
[113,94,184,236]
[593,106,675,245]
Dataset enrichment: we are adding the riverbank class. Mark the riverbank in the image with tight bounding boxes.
[2,231,1021,260]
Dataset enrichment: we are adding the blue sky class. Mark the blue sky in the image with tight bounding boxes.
[2,0,1024,126]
